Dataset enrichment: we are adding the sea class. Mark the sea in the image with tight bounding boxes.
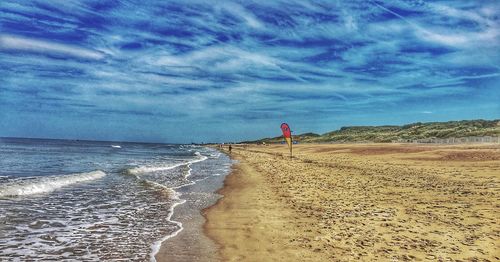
[0,137,232,261]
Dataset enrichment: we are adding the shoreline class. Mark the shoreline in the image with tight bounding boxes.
[203,143,499,261]
[154,148,231,262]
[202,150,326,261]
[150,161,196,262]
[150,189,186,262]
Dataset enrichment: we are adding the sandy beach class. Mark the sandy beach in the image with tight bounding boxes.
[204,143,500,261]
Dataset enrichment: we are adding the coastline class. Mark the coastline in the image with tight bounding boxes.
[154,149,231,262]
[202,149,327,261]
[154,176,223,262]
[203,143,499,261]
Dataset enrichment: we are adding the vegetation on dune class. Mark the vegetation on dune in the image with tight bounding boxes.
[244,119,500,143]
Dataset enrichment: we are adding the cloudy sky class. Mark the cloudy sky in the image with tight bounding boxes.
[0,0,499,143]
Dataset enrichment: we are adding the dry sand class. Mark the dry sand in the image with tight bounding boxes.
[204,143,500,261]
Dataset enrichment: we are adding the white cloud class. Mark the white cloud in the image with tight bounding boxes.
[2,0,498,142]
[218,2,263,29]
[427,3,494,26]
[371,1,499,48]
[0,34,104,60]
[417,27,499,48]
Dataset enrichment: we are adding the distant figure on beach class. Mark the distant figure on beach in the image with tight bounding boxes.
[228,144,232,153]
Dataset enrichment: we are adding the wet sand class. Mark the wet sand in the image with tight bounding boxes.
[204,143,500,261]
[155,179,222,262]
[155,157,230,262]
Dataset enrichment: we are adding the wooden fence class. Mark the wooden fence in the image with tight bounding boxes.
[393,136,500,144]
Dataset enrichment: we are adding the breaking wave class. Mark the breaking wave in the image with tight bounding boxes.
[0,171,106,197]
[127,152,208,176]
[127,163,187,175]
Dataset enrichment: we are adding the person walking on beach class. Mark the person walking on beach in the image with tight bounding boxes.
[228,144,232,154]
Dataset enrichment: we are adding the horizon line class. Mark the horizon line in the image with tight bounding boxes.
[1,118,498,144]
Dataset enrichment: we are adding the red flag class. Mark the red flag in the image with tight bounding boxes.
[281,123,292,156]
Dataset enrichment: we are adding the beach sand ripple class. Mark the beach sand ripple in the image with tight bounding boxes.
[205,144,499,261]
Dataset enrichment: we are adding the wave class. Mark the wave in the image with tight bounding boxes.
[148,151,209,261]
[0,171,106,197]
[139,179,178,198]
[127,162,186,175]
[192,152,208,163]
[149,192,186,262]
[128,152,208,176]
[210,152,222,158]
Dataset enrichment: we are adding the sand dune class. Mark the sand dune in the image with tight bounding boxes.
[205,143,500,261]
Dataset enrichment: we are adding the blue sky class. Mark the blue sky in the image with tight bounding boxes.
[0,0,499,143]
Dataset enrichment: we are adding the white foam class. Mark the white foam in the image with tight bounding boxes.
[149,152,209,261]
[0,171,106,197]
[128,162,186,175]
[111,145,121,148]
[171,155,207,190]
[129,153,208,176]
[211,153,222,158]
[149,183,186,262]
[191,152,208,164]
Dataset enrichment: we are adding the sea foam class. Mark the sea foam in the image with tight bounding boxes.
[0,171,106,197]
[127,163,186,175]
[128,152,208,176]
[149,151,209,262]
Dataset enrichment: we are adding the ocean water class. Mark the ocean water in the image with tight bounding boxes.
[0,138,231,261]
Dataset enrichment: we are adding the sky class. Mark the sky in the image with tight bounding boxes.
[0,0,499,143]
